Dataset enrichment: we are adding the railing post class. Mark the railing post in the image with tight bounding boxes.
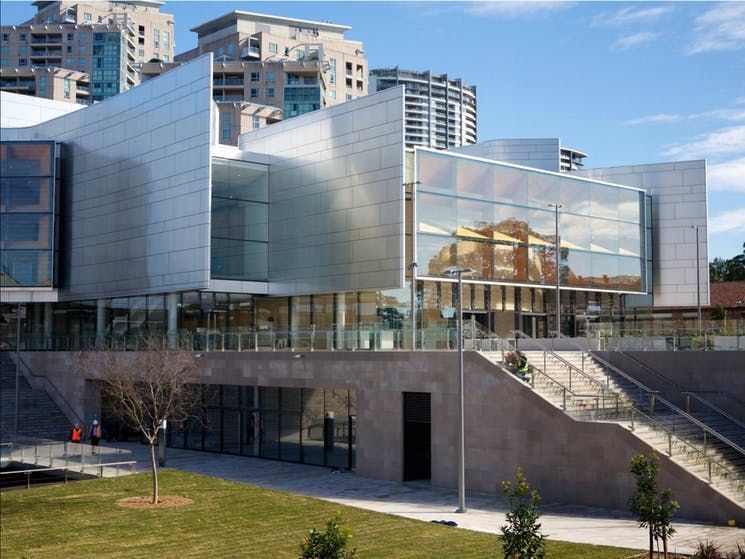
[703,429,707,457]
[667,432,672,456]
[581,353,585,373]
[562,388,566,410]
[707,459,712,483]
[685,393,690,414]
[630,408,635,431]
[594,397,599,421]
[649,394,655,416]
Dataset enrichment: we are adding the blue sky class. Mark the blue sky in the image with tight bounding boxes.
[2,1,743,260]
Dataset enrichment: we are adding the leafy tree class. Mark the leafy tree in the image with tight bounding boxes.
[499,467,546,559]
[79,339,203,504]
[299,515,357,559]
[629,453,679,559]
[710,243,745,282]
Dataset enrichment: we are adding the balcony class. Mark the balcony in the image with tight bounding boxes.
[30,50,62,59]
[213,77,244,87]
[30,36,62,45]
[76,85,90,94]
[0,80,35,90]
[241,46,260,60]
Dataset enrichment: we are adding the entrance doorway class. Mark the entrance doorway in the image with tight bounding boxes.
[521,314,548,338]
[402,392,431,481]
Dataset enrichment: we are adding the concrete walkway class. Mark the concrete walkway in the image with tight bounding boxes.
[114,442,744,555]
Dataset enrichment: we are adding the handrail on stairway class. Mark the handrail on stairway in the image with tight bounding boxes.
[512,330,621,404]
[10,352,84,428]
[613,352,745,434]
[580,350,745,459]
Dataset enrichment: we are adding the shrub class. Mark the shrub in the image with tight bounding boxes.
[299,515,357,559]
[499,467,546,559]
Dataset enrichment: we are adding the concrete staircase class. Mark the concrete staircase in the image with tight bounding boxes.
[480,349,745,506]
[0,352,72,441]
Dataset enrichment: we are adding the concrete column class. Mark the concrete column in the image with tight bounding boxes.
[96,299,108,347]
[334,293,345,349]
[43,303,53,349]
[167,293,179,348]
[290,297,300,349]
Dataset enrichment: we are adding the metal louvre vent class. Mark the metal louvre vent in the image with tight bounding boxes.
[403,392,431,423]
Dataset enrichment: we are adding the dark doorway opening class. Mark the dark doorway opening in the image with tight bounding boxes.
[403,392,431,481]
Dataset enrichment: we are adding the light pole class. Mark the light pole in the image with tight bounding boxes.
[548,204,563,336]
[445,265,473,513]
[14,303,21,438]
[692,225,702,334]
[409,261,418,349]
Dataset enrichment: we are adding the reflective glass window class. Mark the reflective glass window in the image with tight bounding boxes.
[591,184,618,220]
[418,151,455,194]
[418,193,456,235]
[493,166,527,206]
[562,250,591,287]
[560,179,590,215]
[561,214,590,252]
[457,199,493,238]
[494,243,527,282]
[618,188,642,223]
[1,142,52,176]
[493,204,527,243]
[590,253,619,289]
[456,158,491,199]
[417,234,456,277]
[211,199,268,242]
[211,158,268,202]
[527,172,557,208]
[0,251,51,286]
[0,178,52,212]
[591,218,619,254]
[0,214,51,249]
[619,222,642,257]
[527,209,555,246]
[211,239,267,281]
[457,239,491,279]
[528,245,556,285]
[618,256,642,291]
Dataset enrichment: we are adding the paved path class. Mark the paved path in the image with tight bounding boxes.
[114,442,744,554]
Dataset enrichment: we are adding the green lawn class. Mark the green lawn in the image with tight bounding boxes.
[1,470,639,558]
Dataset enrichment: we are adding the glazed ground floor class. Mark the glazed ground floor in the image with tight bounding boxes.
[18,349,744,525]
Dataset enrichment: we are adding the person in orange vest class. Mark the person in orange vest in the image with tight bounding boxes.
[89,420,102,454]
[70,423,82,443]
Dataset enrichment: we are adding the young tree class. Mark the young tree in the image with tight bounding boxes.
[79,339,203,504]
[299,515,357,559]
[499,467,546,559]
[629,453,679,559]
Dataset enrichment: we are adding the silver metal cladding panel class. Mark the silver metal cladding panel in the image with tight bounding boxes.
[0,91,85,129]
[1,55,215,300]
[454,138,561,172]
[240,86,405,296]
[575,161,709,307]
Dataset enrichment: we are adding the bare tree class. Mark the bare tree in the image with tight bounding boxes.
[79,340,203,504]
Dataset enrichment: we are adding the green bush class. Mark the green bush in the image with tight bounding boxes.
[299,515,357,559]
[499,467,546,559]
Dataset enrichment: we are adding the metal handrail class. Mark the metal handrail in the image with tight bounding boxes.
[581,351,745,459]
[682,391,745,432]
[513,330,622,404]
[10,352,84,427]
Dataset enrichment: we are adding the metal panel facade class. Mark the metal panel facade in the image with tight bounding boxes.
[1,55,214,300]
[240,86,406,295]
[575,161,709,307]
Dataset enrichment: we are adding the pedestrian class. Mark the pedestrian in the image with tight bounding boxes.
[70,423,82,443]
[89,419,102,454]
[247,413,255,444]
[516,351,530,382]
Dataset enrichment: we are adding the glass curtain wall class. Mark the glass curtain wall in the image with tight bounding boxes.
[168,385,356,470]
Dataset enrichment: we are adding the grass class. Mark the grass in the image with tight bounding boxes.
[1,470,640,558]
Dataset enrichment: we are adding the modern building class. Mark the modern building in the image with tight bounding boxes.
[370,67,477,150]
[0,0,175,103]
[3,57,738,524]
[455,138,587,173]
[141,11,368,145]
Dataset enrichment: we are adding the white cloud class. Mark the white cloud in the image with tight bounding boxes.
[592,6,672,27]
[465,1,574,19]
[708,157,745,192]
[709,208,745,234]
[622,113,681,126]
[622,107,745,126]
[662,125,745,160]
[737,96,745,105]
[688,2,745,54]
[611,31,662,51]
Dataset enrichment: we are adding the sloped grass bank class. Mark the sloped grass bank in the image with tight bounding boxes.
[1,470,638,558]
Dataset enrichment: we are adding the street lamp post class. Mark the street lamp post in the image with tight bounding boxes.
[692,225,702,334]
[409,261,418,349]
[549,204,563,336]
[446,266,473,513]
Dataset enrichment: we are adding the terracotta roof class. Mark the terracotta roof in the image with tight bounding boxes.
[710,281,745,307]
